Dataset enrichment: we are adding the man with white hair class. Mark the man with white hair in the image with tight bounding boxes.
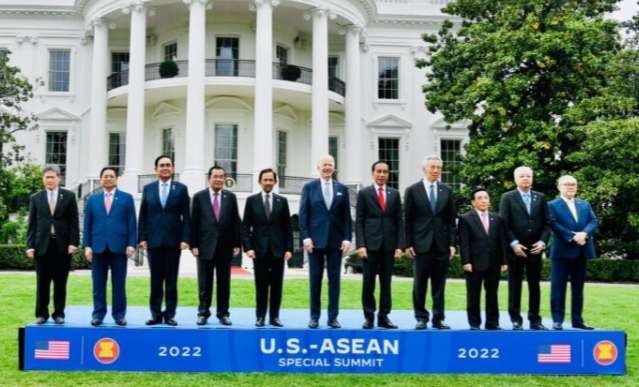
[499,166,549,330]
[547,175,598,330]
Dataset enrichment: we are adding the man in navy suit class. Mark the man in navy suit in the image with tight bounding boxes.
[547,175,598,330]
[299,155,352,329]
[138,155,191,326]
[83,167,137,326]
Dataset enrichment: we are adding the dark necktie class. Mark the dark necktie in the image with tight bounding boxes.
[264,193,271,219]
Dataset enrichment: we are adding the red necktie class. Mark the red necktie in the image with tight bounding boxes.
[377,187,386,211]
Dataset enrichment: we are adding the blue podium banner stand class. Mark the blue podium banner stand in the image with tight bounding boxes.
[20,307,626,374]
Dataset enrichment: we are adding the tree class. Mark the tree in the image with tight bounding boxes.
[418,0,620,199]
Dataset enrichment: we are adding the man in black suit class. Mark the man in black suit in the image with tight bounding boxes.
[356,161,404,329]
[26,166,79,324]
[242,168,293,327]
[499,166,549,330]
[191,165,241,326]
[138,155,191,326]
[404,156,456,330]
[459,187,508,330]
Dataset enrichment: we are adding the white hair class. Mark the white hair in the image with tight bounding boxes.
[557,175,577,187]
[421,155,442,168]
[513,166,533,178]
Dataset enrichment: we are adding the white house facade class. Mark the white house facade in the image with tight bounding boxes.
[0,0,468,211]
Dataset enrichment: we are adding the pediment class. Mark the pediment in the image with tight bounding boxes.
[274,104,298,121]
[151,102,182,119]
[431,117,469,130]
[205,96,251,111]
[36,107,80,122]
[366,114,412,129]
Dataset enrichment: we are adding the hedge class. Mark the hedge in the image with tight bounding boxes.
[345,253,639,283]
[0,245,89,270]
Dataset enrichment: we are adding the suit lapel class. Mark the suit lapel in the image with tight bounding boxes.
[416,183,432,214]
[469,211,487,236]
[52,191,63,217]
[557,199,578,227]
[204,190,216,222]
[514,191,529,217]
[435,185,447,213]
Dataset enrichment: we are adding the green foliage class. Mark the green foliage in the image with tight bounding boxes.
[0,244,89,270]
[0,163,42,243]
[159,60,179,78]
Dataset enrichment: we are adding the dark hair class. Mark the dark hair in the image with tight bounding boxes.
[258,168,277,182]
[371,160,389,172]
[42,166,61,176]
[207,165,225,178]
[470,186,488,201]
[154,155,174,168]
[100,167,118,178]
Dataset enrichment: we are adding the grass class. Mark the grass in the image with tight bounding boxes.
[0,272,637,386]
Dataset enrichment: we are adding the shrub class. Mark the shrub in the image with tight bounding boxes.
[0,245,89,270]
[280,64,301,81]
[159,60,179,78]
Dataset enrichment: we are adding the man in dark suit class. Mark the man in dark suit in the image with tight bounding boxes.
[26,166,79,324]
[83,167,137,326]
[404,155,456,330]
[547,175,598,330]
[242,168,293,327]
[299,155,352,329]
[138,155,191,326]
[499,166,549,330]
[191,165,241,326]
[356,161,404,329]
[459,187,508,330]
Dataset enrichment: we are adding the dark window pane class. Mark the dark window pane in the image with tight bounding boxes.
[378,138,400,189]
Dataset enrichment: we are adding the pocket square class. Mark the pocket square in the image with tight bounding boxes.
[336,192,343,196]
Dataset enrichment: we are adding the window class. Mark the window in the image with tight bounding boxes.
[328,56,339,79]
[111,52,129,73]
[162,128,175,162]
[108,133,126,175]
[329,136,339,180]
[277,130,287,185]
[214,124,238,176]
[46,131,68,184]
[48,49,71,92]
[163,42,177,62]
[441,139,462,190]
[276,45,288,64]
[377,57,399,100]
[378,138,400,189]
[216,37,239,76]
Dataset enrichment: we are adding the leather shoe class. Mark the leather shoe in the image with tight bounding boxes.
[362,319,374,329]
[530,322,548,330]
[218,316,232,326]
[470,325,480,330]
[196,316,208,326]
[378,318,398,329]
[146,317,163,326]
[35,317,47,325]
[415,319,428,330]
[164,317,178,326]
[255,317,265,327]
[512,321,523,330]
[269,317,283,327]
[552,322,563,330]
[308,319,319,329]
[53,316,65,325]
[486,325,502,330]
[328,319,341,329]
[573,322,594,330]
[432,321,451,330]
[115,318,127,326]
[90,318,103,327]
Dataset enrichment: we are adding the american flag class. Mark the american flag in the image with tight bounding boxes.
[34,340,70,360]
[537,344,571,363]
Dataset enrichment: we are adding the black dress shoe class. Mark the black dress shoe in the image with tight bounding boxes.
[308,319,319,329]
[328,319,341,329]
[485,325,502,330]
[269,317,283,327]
[552,322,563,330]
[146,317,163,326]
[196,316,208,326]
[115,318,127,326]
[378,319,398,329]
[573,323,594,330]
[218,316,232,326]
[91,318,103,326]
[432,321,451,330]
[35,317,47,325]
[470,325,481,330]
[530,322,548,330]
[164,317,178,326]
[255,317,265,327]
[512,321,523,330]
[362,319,374,329]
[415,319,428,330]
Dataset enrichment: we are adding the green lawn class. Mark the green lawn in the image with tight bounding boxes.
[0,273,636,386]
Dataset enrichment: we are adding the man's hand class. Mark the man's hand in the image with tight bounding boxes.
[233,247,241,256]
[449,246,456,260]
[463,263,472,273]
[357,247,368,258]
[304,239,314,253]
[68,245,78,255]
[284,251,292,261]
[500,264,508,272]
[512,243,528,258]
[26,249,35,259]
[191,248,199,257]
[394,249,403,259]
[85,247,93,263]
[180,242,190,250]
[341,241,352,254]
[529,241,545,255]
[573,232,588,246]
[246,249,256,259]
[126,246,135,257]
[139,241,148,249]
[406,246,416,258]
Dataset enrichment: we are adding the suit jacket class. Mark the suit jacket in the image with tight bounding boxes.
[26,188,79,255]
[547,197,598,260]
[459,210,508,271]
[138,180,191,249]
[355,185,405,252]
[241,192,294,258]
[499,189,549,257]
[299,179,352,249]
[191,188,241,260]
[83,189,137,254]
[404,181,457,255]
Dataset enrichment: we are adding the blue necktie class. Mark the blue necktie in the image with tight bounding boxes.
[160,183,169,208]
[523,192,531,214]
[429,184,437,213]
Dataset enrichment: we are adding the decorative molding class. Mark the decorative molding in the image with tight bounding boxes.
[36,107,81,122]
[273,104,298,122]
[183,0,213,10]
[249,0,280,11]
[15,34,38,45]
[431,117,469,130]
[151,102,183,120]
[366,113,412,129]
[205,96,251,111]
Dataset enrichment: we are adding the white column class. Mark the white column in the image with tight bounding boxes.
[122,1,147,191]
[181,0,208,192]
[343,26,362,184]
[310,8,329,176]
[252,0,277,184]
[88,18,109,178]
